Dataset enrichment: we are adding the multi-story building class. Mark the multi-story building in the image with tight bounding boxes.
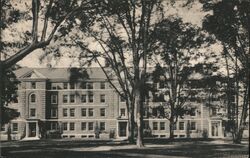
[0,67,248,140]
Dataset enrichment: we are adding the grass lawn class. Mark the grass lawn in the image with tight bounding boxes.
[0,139,249,158]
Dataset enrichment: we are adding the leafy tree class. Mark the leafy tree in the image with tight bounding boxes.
[72,0,165,147]
[0,0,93,129]
[201,0,250,144]
[150,17,210,139]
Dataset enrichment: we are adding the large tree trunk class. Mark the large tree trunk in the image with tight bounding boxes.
[135,90,144,147]
[0,62,5,126]
[169,117,175,139]
[128,102,135,144]
[233,71,250,144]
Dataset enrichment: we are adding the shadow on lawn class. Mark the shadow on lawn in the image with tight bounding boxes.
[1,139,249,158]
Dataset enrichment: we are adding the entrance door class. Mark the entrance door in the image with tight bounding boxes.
[119,122,127,137]
[211,122,219,137]
[28,122,37,137]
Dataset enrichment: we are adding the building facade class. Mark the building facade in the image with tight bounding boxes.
[0,68,248,140]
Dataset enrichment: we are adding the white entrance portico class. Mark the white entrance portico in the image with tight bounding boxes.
[23,119,40,140]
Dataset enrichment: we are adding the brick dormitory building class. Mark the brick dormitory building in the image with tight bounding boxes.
[0,67,249,140]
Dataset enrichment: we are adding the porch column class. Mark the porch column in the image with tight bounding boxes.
[36,121,39,138]
[25,122,29,138]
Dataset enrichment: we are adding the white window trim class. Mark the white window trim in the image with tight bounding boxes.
[100,108,106,117]
[179,122,185,131]
[100,94,106,103]
[51,108,58,118]
[51,95,58,104]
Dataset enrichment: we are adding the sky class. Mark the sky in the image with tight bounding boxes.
[1,0,225,74]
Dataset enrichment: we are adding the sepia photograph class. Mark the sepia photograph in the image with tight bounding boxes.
[0,0,249,157]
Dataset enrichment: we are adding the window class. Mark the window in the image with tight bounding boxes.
[51,95,57,104]
[63,108,68,117]
[30,109,36,117]
[190,108,196,116]
[153,122,158,130]
[179,122,185,130]
[70,83,75,89]
[120,108,126,117]
[63,83,68,89]
[88,94,94,103]
[81,122,86,130]
[100,108,106,117]
[12,123,18,132]
[100,122,105,131]
[160,122,165,130]
[70,122,75,130]
[81,95,87,103]
[88,82,93,89]
[88,108,94,117]
[31,82,36,89]
[51,122,58,130]
[63,95,68,103]
[88,122,94,130]
[63,122,68,131]
[173,123,177,130]
[70,95,75,103]
[191,122,196,130]
[30,94,36,103]
[51,85,57,90]
[70,108,75,117]
[1,125,5,131]
[51,108,57,117]
[81,82,87,89]
[81,108,87,117]
[100,82,105,89]
[100,94,105,103]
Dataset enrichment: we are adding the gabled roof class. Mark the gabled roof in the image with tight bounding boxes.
[14,67,108,80]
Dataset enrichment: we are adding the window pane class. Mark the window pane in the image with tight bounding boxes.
[30,109,36,117]
[12,123,18,132]
[88,108,94,117]
[30,94,36,103]
[120,108,126,117]
[70,95,75,103]
[63,108,68,117]
[100,108,106,117]
[51,108,57,117]
[100,82,105,89]
[153,122,158,130]
[88,122,94,130]
[100,122,105,131]
[179,122,184,130]
[81,82,87,89]
[81,122,86,130]
[51,95,57,104]
[63,95,68,103]
[70,122,75,130]
[70,108,75,117]
[70,83,75,89]
[63,122,68,130]
[160,122,165,130]
[88,82,93,89]
[191,122,196,130]
[81,108,86,117]
[31,82,36,89]
[81,95,87,103]
[88,94,93,103]
[63,83,68,89]
[100,94,105,103]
